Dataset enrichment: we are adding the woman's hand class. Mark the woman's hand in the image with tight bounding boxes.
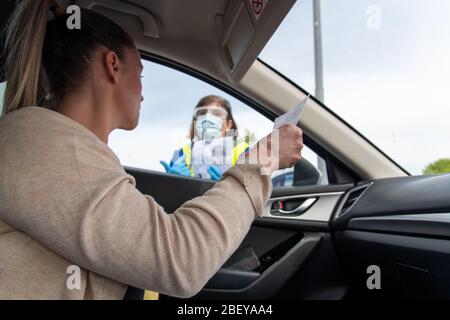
[246,123,303,174]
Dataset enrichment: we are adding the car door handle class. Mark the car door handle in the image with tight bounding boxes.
[272,198,317,216]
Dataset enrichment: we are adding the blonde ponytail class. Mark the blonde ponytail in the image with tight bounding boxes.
[2,0,50,115]
[2,1,135,116]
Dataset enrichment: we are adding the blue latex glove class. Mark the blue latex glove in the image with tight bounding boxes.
[208,165,223,181]
[160,155,191,176]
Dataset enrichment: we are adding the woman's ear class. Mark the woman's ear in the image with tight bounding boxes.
[104,51,120,84]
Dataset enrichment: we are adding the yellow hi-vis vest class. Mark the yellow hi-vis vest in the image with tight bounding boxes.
[181,141,249,176]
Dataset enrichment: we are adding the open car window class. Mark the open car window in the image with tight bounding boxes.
[108,58,329,187]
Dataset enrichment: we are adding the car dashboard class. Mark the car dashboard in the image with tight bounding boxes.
[333,173,450,298]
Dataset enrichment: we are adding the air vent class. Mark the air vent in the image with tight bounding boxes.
[336,183,371,218]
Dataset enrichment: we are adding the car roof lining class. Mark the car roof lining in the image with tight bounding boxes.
[1,0,293,84]
[72,0,295,84]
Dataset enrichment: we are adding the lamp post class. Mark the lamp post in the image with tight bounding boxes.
[313,0,324,102]
[313,0,327,183]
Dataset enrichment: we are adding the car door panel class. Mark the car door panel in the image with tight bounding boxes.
[125,166,353,299]
[125,166,215,213]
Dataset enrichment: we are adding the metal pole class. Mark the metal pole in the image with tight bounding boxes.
[313,0,324,102]
[313,0,327,183]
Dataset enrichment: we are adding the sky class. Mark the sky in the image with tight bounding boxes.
[259,0,450,174]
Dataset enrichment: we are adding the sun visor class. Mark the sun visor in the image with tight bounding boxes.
[76,0,159,39]
[221,0,295,84]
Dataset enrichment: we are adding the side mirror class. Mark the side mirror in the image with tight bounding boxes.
[293,158,321,186]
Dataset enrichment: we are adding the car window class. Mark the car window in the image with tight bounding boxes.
[108,59,329,187]
[260,0,450,175]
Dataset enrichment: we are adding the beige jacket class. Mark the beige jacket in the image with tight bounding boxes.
[0,107,272,300]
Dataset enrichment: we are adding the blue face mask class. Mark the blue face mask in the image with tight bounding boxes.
[195,114,223,140]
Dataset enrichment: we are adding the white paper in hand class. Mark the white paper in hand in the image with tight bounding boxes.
[273,94,310,129]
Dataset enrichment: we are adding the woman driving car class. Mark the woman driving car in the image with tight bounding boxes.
[0,0,303,299]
